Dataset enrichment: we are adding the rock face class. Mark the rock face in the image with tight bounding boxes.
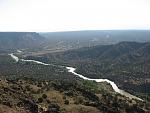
[0,32,46,50]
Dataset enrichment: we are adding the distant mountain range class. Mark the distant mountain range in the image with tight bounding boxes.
[0,30,150,52]
[0,32,45,51]
[41,30,150,48]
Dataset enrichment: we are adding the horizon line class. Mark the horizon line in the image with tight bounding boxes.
[0,29,150,33]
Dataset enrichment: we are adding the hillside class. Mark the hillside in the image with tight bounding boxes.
[29,42,150,101]
[0,77,149,113]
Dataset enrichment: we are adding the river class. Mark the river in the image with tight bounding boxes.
[9,53,143,101]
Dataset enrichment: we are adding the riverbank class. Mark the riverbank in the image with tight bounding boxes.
[9,53,143,101]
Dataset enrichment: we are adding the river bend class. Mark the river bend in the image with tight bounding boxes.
[9,53,143,101]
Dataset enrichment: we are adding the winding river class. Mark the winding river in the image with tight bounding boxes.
[9,53,143,101]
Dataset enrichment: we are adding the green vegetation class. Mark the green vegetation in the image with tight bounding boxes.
[82,80,100,93]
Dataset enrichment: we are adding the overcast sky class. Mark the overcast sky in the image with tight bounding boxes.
[0,0,150,32]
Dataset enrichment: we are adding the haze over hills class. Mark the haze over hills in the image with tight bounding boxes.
[1,30,150,52]
[0,32,46,51]
[41,30,150,49]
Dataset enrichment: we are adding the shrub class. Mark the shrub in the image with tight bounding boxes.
[42,94,47,99]
[64,100,69,105]
[38,97,43,103]
[46,99,51,104]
